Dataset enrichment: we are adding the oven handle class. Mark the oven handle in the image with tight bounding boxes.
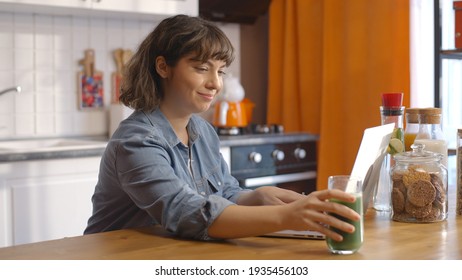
[243,171,317,188]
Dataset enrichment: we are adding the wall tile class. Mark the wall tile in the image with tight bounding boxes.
[15,114,34,136]
[55,94,76,113]
[34,14,53,50]
[0,12,13,26]
[0,49,14,71]
[35,50,53,70]
[54,50,72,71]
[106,19,123,49]
[72,16,89,51]
[0,93,15,114]
[73,110,107,135]
[122,20,140,50]
[0,71,14,90]
[36,113,55,135]
[89,18,106,50]
[14,49,33,70]
[15,93,34,114]
[35,70,54,93]
[0,114,15,137]
[14,14,34,49]
[54,70,73,94]
[35,92,54,113]
[53,16,72,51]
[55,113,74,135]
[14,70,34,93]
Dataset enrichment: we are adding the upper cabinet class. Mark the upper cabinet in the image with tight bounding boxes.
[0,0,198,19]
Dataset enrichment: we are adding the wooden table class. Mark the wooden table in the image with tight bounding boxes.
[0,188,460,260]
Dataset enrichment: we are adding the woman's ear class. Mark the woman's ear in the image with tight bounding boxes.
[155,56,169,78]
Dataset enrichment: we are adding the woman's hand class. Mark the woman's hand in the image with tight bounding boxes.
[283,189,361,242]
[237,186,305,206]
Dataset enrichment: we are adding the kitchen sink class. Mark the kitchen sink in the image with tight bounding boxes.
[0,138,107,153]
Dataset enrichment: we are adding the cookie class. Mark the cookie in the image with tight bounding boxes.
[392,179,407,200]
[392,212,413,222]
[430,173,446,204]
[418,207,442,222]
[392,188,405,213]
[402,167,431,187]
[407,179,436,207]
[404,200,432,219]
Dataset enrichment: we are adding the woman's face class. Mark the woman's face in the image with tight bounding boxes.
[159,54,227,116]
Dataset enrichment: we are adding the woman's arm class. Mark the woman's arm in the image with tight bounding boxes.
[236,186,306,206]
[207,189,361,241]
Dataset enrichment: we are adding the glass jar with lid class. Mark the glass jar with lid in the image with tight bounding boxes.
[390,143,448,223]
[414,107,448,167]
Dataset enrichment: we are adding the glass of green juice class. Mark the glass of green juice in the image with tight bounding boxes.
[326,175,363,255]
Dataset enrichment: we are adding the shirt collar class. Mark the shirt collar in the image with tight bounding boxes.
[144,109,201,148]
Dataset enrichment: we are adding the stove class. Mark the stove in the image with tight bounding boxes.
[215,123,284,136]
[219,132,318,195]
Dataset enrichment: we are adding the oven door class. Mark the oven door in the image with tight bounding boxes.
[238,171,317,195]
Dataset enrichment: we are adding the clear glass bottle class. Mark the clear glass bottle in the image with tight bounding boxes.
[414,108,448,168]
[457,129,462,216]
[404,108,420,151]
[391,143,448,223]
[375,93,404,212]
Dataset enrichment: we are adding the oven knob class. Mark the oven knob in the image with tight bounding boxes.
[294,148,306,160]
[249,152,262,163]
[272,150,285,161]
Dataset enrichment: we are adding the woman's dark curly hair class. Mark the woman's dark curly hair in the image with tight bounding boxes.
[119,14,235,112]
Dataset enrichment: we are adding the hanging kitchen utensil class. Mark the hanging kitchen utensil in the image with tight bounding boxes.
[111,48,124,104]
[77,49,104,109]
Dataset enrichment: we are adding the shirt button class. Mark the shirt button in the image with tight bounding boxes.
[200,191,206,195]
[218,181,222,186]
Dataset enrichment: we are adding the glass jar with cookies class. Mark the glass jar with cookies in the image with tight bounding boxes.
[390,143,448,223]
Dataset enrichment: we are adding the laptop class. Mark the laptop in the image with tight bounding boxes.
[264,123,395,239]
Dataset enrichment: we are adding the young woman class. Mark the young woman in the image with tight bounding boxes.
[84,14,360,241]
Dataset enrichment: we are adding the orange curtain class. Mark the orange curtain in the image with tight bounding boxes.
[267,0,410,189]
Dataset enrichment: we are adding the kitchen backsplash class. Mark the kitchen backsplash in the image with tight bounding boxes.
[0,11,240,140]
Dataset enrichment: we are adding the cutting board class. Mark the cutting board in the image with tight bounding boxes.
[78,49,104,109]
[111,49,133,104]
[111,49,123,104]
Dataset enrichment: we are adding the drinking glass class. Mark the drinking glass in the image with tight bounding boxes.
[326,175,363,254]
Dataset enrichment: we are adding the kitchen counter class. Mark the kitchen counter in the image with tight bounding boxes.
[0,185,459,260]
[0,137,107,162]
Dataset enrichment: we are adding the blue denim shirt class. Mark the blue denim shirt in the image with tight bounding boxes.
[84,109,250,240]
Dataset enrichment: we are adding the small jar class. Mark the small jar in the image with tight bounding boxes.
[404,108,420,151]
[457,129,462,215]
[390,143,448,223]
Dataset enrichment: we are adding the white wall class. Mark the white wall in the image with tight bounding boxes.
[0,11,240,140]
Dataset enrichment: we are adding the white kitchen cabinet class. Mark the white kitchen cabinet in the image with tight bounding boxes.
[0,181,12,248]
[0,0,91,9]
[0,0,198,18]
[92,0,199,16]
[0,156,101,247]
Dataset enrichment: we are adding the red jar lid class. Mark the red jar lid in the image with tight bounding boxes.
[381,92,403,107]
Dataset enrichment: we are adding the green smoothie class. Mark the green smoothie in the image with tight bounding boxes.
[326,194,363,254]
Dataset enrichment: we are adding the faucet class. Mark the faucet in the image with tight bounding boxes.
[0,86,21,96]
